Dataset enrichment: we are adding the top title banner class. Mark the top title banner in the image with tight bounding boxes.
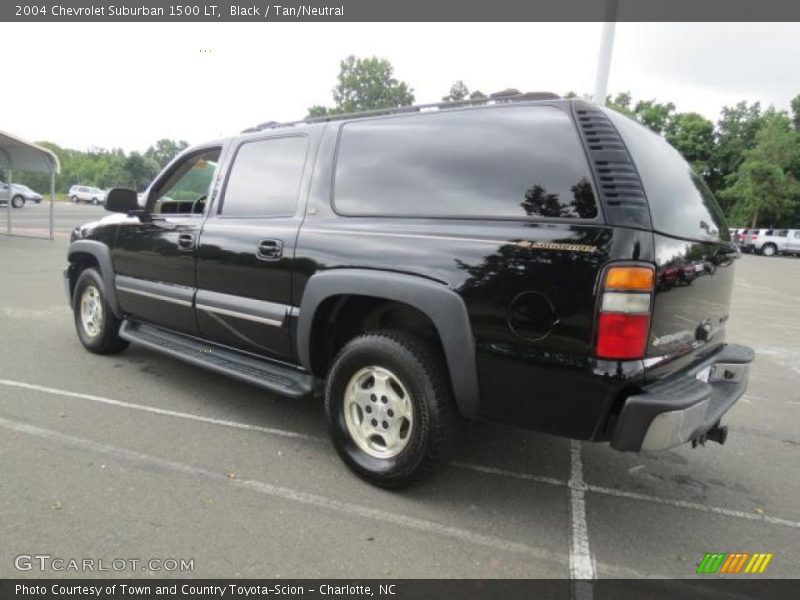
[5,0,800,22]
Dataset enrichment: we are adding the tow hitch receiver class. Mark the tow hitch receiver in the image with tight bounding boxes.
[692,423,728,448]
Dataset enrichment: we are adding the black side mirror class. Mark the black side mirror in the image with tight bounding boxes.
[105,188,139,214]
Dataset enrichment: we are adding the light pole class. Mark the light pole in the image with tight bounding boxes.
[593,0,619,105]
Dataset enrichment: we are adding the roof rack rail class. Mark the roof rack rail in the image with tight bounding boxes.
[241,91,561,133]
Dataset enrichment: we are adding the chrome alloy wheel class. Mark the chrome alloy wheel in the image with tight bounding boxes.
[344,366,414,459]
[79,285,104,338]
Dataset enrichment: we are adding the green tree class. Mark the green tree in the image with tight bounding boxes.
[605,92,634,117]
[721,115,800,227]
[124,152,159,191]
[633,99,675,135]
[442,80,470,102]
[307,56,414,117]
[791,94,800,132]
[306,105,330,118]
[665,112,715,176]
[709,101,765,193]
[145,139,189,170]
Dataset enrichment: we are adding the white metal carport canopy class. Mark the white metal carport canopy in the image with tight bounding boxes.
[0,130,61,239]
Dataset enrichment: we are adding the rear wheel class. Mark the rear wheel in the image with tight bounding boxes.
[73,268,129,354]
[762,244,777,257]
[324,330,458,488]
[11,195,25,208]
[71,196,79,203]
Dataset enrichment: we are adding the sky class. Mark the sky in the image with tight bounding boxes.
[2,22,798,152]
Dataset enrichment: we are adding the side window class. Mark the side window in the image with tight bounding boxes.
[333,106,598,220]
[150,147,221,215]
[795,232,800,239]
[220,136,308,218]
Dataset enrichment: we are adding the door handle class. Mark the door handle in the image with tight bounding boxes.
[256,239,283,260]
[177,233,195,251]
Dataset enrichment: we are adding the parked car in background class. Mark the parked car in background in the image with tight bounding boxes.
[734,228,748,248]
[782,230,800,256]
[742,228,767,253]
[0,181,43,207]
[69,185,106,205]
[753,229,788,256]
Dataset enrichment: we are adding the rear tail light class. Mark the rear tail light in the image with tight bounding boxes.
[596,265,654,360]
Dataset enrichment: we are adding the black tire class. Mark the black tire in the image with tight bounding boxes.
[324,330,458,489]
[72,268,129,354]
[71,196,79,203]
[11,195,25,208]
[762,244,777,257]
[91,197,100,205]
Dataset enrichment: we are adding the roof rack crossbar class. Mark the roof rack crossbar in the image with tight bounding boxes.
[241,91,561,133]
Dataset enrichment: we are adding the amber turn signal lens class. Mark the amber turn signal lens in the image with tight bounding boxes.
[604,266,654,291]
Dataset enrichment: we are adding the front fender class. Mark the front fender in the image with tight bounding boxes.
[67,240,121,318]
[297,269,479,418]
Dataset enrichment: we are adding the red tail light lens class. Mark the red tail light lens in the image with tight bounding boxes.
[596,265,654,360]
[596,313,650,359]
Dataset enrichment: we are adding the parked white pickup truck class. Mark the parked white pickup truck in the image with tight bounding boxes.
[754,229,800,256]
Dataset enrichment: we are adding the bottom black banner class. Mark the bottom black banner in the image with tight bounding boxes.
[2,579,799,600]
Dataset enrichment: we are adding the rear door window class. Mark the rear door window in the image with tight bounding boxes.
[333,106,599,220]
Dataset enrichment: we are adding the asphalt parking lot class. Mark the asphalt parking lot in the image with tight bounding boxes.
[1,203,799,580]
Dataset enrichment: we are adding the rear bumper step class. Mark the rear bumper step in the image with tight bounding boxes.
[119,320,315,399]
[611,344,755,452]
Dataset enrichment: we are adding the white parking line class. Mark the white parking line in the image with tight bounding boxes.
[0,378,320,442]
[568,441,596,581]
[585,484,800,530]
[454,462,800,530]
[3,377,800,531]
[451,462,564,487]
[0,414,565,566]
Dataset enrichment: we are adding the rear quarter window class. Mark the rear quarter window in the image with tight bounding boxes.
[606,109,728,242]
[333,105,599,221]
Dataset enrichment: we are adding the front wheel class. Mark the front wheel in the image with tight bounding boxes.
[324,330,458,488]
[11,195,25,208]
[72,268,129,354]
[71,196,79,203]
[91,197,100,205]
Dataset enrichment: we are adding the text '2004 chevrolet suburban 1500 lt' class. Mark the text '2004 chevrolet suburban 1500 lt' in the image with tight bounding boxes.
[65,93,755,488]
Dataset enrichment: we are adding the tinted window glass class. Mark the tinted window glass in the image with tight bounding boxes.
[222,136,308,217]
[606,109,728,242]
[334,106,598,220]
[151,147,220,215]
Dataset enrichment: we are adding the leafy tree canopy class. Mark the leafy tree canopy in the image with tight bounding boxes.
[307,56,414,117]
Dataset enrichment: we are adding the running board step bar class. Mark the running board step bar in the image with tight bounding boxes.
[119,321,314,398]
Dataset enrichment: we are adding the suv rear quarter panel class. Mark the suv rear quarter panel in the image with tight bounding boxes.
[295,109,655,440]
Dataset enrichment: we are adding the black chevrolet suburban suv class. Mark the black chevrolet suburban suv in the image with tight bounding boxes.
[65,94,754,487]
